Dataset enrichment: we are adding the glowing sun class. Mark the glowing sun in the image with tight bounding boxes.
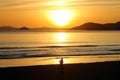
[50,9,72,26]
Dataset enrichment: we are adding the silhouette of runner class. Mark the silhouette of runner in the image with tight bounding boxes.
[59,58,64,73]
[59,58,63,65]
[59,58,64,80]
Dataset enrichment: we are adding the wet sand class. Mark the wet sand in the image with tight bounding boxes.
[0,61,120,80]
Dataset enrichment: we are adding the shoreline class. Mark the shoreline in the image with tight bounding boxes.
[0,61,120,80]
[0,55,120,68]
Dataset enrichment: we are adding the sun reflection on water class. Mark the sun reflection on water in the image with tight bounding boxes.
[55,32,68,46]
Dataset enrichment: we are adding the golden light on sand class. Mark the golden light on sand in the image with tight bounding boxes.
[50,9,73,26]
[53,58,68,64]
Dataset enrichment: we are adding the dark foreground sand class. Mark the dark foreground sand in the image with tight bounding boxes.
[0,61,120,80]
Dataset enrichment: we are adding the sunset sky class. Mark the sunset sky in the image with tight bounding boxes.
[0,0,120,28]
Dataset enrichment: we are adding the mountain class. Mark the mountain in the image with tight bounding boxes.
[1,21,120,30]
[71,21,120,30]
[31,27,53,30]
[0,26,30,30]
[0,26,17,30]
[71,22,104,30]
[19,26,30,30]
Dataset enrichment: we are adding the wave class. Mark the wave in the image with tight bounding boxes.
[0,53,120,59]
[0,44,120,59]
[0,44,120,49]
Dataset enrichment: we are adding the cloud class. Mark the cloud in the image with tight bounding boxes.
[0,0,120,11]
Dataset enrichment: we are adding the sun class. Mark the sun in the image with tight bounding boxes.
[50,9,73,26]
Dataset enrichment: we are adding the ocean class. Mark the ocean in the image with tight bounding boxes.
[0,30,120,67]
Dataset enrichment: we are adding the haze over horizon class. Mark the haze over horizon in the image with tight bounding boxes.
[0,0,120,28]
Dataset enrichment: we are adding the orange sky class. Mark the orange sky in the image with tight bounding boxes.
[0,0,120,28]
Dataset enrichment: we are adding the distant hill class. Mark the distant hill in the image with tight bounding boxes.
[1,21,120,30]
[19,27,30,30]
[71,21,120,30]
[31,27,53,30]
[0,26,17,30]
[0,26,30,30]
[31,27,66,31]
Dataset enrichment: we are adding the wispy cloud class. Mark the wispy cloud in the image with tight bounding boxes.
[0,0,120,11]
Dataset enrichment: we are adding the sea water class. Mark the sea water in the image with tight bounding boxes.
[0,30,120,67]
